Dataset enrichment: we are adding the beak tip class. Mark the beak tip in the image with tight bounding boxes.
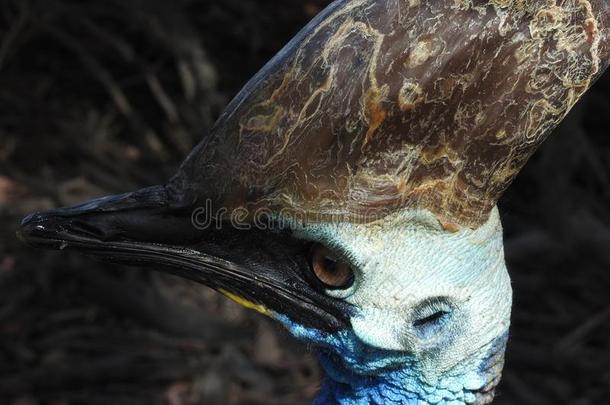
[20,211,45,228]
[16,211,65,249]
[16,213,44,245]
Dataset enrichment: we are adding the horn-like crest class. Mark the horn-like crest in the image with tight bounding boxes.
[173,0,610,228]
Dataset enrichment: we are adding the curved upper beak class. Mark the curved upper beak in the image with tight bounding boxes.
[17,185,351,332]
[18,185,199,248]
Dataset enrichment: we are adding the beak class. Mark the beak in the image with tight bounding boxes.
[17,185,351,332]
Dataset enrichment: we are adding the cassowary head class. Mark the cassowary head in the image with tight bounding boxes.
[18,0,610,403]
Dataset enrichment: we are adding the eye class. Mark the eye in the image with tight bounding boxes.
[309,244,355,290]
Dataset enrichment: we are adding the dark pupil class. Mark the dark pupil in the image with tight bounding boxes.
[323,257,337,273]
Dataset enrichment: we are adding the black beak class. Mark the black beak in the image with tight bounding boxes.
[17,185,351,332]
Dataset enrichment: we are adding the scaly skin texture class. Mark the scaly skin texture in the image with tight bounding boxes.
[276,207,511,404]
[172,0,610,229]
[280,316,507,404]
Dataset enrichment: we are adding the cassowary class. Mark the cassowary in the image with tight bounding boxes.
[17,0,610,403]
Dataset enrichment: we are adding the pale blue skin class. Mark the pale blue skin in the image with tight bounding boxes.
[279,316,507,404]
[272,207,512,404]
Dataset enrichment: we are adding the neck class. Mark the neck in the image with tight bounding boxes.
[313,356,428,405]
[314,378,413,405]
[313,363,490,405]
[311,332,508,405]
[275,314,507,405]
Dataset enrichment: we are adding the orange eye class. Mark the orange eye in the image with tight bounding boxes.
[310,244,355,290]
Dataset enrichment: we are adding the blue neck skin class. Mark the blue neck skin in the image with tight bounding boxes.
[276,315,507,405]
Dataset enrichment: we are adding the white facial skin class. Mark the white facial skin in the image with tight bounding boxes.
[289,207,512,381]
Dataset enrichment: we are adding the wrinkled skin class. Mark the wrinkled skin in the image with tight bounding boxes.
[283,207,511,403]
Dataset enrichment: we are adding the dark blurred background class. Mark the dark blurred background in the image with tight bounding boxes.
[0,1,609,404]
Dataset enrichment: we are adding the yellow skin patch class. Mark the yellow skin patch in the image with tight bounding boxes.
[219,289,272,317]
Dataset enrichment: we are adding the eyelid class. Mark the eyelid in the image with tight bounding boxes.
[290,227,361,270]
[317,243,359,271]
[412,297,454,320]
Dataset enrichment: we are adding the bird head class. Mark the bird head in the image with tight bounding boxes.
[18,185,510,402]
[17,0,610,403]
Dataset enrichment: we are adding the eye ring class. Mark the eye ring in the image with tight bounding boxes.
[309,244,355,290]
